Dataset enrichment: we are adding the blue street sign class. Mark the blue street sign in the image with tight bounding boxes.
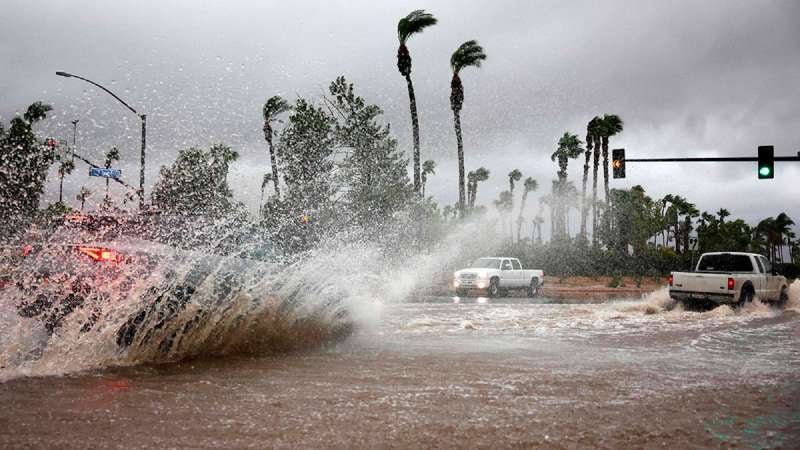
[89,167,122,179]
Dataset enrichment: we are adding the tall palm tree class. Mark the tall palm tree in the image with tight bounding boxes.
[397,9,438,194]
[58,159,75,204]
[493,190,513,238]
[508,169,522,194]
[421,159,436,197]
[716,208,730,223]
[76,187,91,212]
[262,95,291,198]
[516,177,538,242]
[550,132,584,240]
[103,147,120,205]
[468,167,490,208]
[588,116,602,246]
[507,169,522,238]
[449,40,486,215]
[598,114,624,207]
[467,171,477,207]
[581,117,598,241]
[774,212,795,263]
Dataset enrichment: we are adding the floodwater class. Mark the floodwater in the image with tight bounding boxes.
[1,286,798,449]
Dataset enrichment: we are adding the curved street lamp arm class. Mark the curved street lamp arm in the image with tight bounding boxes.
[57,71,139,116]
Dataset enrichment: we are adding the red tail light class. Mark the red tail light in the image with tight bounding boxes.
[668,274,673,286]
[727,277,735,290]
[78,246,120,263]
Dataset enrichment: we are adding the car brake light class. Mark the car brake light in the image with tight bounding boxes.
[727,277,735,290]
[78,246,120,262]
[668,274,673,286]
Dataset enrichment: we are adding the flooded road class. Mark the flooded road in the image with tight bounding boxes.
[1,288,799,448]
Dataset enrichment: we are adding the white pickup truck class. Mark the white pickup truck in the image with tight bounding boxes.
[453,257,544,298]
[669,252,789,308]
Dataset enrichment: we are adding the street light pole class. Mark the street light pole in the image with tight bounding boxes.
[56,71,147,209]
[70,119,79,162]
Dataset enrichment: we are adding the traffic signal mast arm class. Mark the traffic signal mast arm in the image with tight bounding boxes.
[624,156,800,162]
[615,147,798,180]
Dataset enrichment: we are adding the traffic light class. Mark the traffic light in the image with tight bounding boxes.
[612,148,625,179]
[758,145,774,179]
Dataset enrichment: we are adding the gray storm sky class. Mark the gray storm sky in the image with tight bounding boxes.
[1,0,798,230]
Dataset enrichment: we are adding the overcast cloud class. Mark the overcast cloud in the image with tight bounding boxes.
[1,0,798,232]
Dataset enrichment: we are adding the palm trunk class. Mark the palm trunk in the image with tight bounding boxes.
[580,140,591,237]
[453,111,466,214]
[105,178,110,205]
[265,128,281,198]
[591,142,600,246]
[406,74,421,194]
[80,198,85,211]
[517,190,529,242]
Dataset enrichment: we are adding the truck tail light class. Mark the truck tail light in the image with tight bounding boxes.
[78,246,121,263]
[668,274,673,286]
[727,277,735,290]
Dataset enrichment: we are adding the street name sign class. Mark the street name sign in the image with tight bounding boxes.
[89,167,122,179]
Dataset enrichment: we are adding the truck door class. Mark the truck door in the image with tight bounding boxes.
[753,256,767,299]
[760,256,779,301]
[500,259,515,286]
[510,258,524,287]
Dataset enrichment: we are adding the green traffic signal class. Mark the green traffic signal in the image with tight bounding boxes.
[757,145,774,179]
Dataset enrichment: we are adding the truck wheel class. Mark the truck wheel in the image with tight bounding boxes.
[737,287,754,309]
[527,279,539,298]
[778,287,789,307]
[487,278,500,298]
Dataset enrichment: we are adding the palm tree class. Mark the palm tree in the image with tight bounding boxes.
[532,215,544,243]
[550,132,584,240]
[589,116,602,246]
[516,177,538,242]
[580,118,598,239]
[421,159,436,197]
[508,169,522,194]
[103,147,120,205]
[58,159,75,204]
[468,167,490,208]
[449,40,486,214]
[598,114,624,207]
[466,171,477,208]
[774,212,795,263]
[507,169,522,239]
[259,173,274,215]
[716,208,730,223]
[76,187,91,212]
[397,9,438,194]
[262,95,291,198]
[494,190,513,238]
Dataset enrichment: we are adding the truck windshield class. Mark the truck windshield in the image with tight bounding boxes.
[696,254,753,272]
[471,258,501,269]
